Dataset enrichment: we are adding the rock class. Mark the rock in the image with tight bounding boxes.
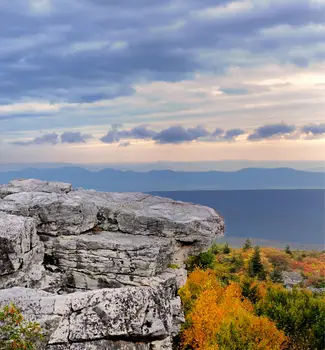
[0,284,183,349]
[0,179,224,349]
[0,179,72,198]
[0,212,45,288]
[282,271,304,288]
[43,231,173,291]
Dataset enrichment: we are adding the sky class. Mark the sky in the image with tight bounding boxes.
[0,0,325,166]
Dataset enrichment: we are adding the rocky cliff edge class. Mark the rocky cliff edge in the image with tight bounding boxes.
[0,179,224,349]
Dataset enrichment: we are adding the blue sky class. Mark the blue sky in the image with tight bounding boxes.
[0,0,324,164]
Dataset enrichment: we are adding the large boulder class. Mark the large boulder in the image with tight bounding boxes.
[0,276,183,349]
[0,179,224,349]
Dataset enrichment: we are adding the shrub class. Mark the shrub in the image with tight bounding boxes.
[256,287,325,349]
[185,250,215,272]
[0,303,44,350]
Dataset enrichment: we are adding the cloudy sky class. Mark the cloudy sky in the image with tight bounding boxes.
[1,0,325,165]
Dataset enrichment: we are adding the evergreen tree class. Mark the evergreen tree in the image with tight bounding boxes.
[243,238,252,251]
[248,246,266,280]
[223,242,230,254]
[285,245,292,255]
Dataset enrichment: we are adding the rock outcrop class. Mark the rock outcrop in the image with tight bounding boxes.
[0,179,224,349]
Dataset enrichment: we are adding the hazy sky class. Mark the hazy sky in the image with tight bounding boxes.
[1,0,325,164]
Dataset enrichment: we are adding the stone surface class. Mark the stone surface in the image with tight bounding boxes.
[0,179,72,198]
[282,271,304,288]
[0,211,45,289]
[0,283,183,350]
[0,179,224,349]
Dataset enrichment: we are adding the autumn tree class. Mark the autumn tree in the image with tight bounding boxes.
[0,303,44,350]
[179,270,287,350]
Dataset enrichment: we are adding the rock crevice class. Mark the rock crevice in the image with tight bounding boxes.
[0,179,224,349]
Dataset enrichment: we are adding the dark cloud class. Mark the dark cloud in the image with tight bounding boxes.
[212,128,224,136]
[13,131,92,145]
[248,123,296,140]
[13,133,59,145]
[61,131,92,143]
[0,0,324,104]
[100,125,156,144]
[153,125,209,144]
[301,123,325,135]
[121,125,157,139]
[223,128,245,140]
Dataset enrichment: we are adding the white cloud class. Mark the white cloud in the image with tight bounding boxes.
[29,0,52,15]
[195,1,253,19]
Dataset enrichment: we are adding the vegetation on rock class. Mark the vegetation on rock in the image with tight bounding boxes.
[0,304,44,350]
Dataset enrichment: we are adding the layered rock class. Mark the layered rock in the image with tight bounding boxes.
[0,179,224,349]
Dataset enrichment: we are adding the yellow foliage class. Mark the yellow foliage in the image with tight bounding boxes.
[180,270,288,350]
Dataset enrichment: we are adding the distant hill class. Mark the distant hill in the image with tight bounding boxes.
[0,167,324,191]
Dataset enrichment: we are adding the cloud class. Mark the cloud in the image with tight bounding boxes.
[248,123,296,140]
[301,123,325,136]
[121,125,157,139]
[100,125,156,144]
[13,132,59,145]
[118,141,130,147]
[223,128,245,140]
[13,131,92,145]
[61,131,92,143]
[212,128,224,136]
[1,0,324,105]
[153,125,209,144]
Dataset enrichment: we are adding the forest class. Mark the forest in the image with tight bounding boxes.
[176,241,325,350]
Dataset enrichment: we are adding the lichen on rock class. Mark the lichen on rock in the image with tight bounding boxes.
[0,179,224,349]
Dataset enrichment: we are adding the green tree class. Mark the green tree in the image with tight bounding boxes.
[223,242,230,254]
[270,268,283,283]
[285,245,292,256]
[248,246,266,280]
[256,287,325,349]
[243,238,252,251]
[0,303,44,350]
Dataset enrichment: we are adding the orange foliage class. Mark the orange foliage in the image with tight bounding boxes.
[179,270,288,350]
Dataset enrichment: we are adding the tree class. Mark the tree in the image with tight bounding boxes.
[223,242,230,254]
[248,246,266,280]
[243,238,252,251]
[0,303,44,350]
[180,274,287,350]
[285,245,292,256]
[256,287,325,349]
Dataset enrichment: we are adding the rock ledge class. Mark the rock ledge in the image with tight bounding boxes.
[0,179,224,349]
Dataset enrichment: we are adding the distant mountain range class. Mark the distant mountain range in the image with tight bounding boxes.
[0,167,324,192]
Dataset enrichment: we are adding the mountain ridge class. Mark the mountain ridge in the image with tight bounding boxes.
[0,166,324,192]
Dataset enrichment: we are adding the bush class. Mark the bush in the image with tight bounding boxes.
[256,287,325,349]
[186,250,215,272]
[0,303,44,350]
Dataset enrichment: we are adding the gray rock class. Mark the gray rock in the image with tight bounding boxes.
[282,271,304,288]
[0,284,183,350]
[0,179,224,349]
[0,179,72,198]
[0,212,45,288]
